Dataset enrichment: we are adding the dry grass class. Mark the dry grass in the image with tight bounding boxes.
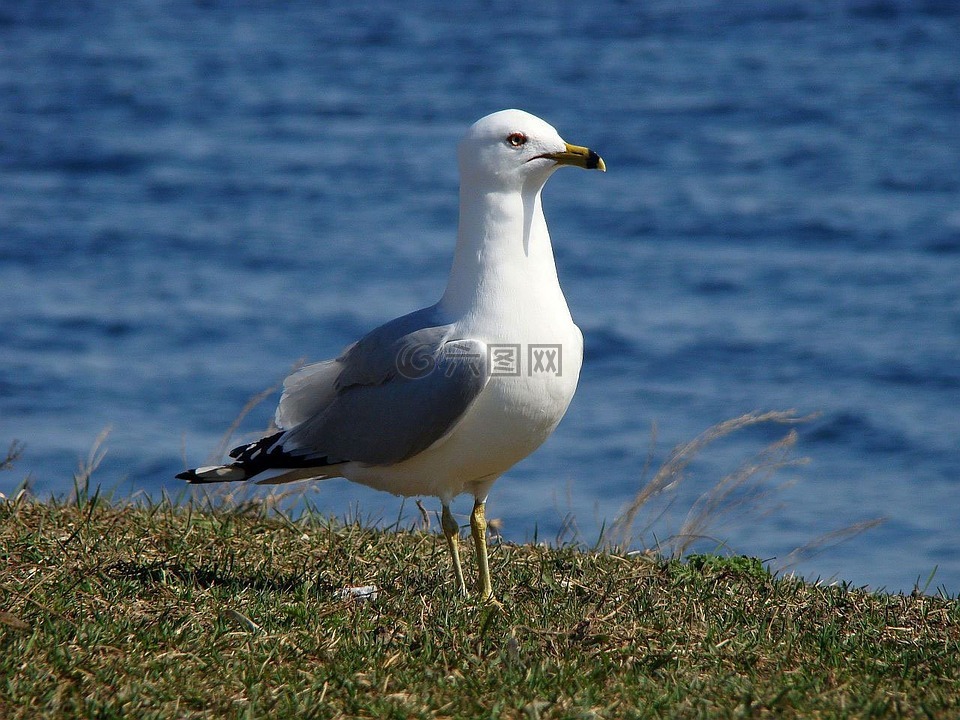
[606,411,885,570]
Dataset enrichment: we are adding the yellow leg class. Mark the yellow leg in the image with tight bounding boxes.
[441,503,468,596]
[471,498,494,601]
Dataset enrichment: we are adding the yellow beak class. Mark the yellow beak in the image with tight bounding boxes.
[541,142,606,171]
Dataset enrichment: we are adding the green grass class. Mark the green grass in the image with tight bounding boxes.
[2,493,958,719]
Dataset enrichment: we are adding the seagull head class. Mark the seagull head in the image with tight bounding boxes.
[458,109,605,192]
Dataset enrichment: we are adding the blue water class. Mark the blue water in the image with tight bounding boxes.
[2,2,958,593]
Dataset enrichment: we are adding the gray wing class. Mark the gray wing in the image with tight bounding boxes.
[275,359,341,430]
[272,307,489,467]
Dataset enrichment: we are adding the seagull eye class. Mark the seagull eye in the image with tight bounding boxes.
[506,132,527,148]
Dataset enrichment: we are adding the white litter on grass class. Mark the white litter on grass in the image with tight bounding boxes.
[337,585,379,601]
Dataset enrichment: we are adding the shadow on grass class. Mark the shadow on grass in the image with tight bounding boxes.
[106,558,317,596]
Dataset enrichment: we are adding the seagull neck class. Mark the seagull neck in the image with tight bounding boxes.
[440,181,564,319]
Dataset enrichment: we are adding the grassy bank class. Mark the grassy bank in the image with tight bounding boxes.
[1,494,958,719]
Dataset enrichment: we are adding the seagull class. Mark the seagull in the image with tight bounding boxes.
[178,109,605,600]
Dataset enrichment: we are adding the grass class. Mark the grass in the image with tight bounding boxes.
[2,493,959,718]
[0,415,954,718]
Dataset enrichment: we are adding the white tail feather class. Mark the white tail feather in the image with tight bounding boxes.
[193,465,249,481]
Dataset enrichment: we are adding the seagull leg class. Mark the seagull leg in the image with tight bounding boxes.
[441,503,468,596]
[470,498,494,601]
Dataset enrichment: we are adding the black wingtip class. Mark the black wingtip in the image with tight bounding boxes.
[177,468,242,484]
[229,430,285,459]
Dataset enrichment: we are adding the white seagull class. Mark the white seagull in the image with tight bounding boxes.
[178,109,605,600]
